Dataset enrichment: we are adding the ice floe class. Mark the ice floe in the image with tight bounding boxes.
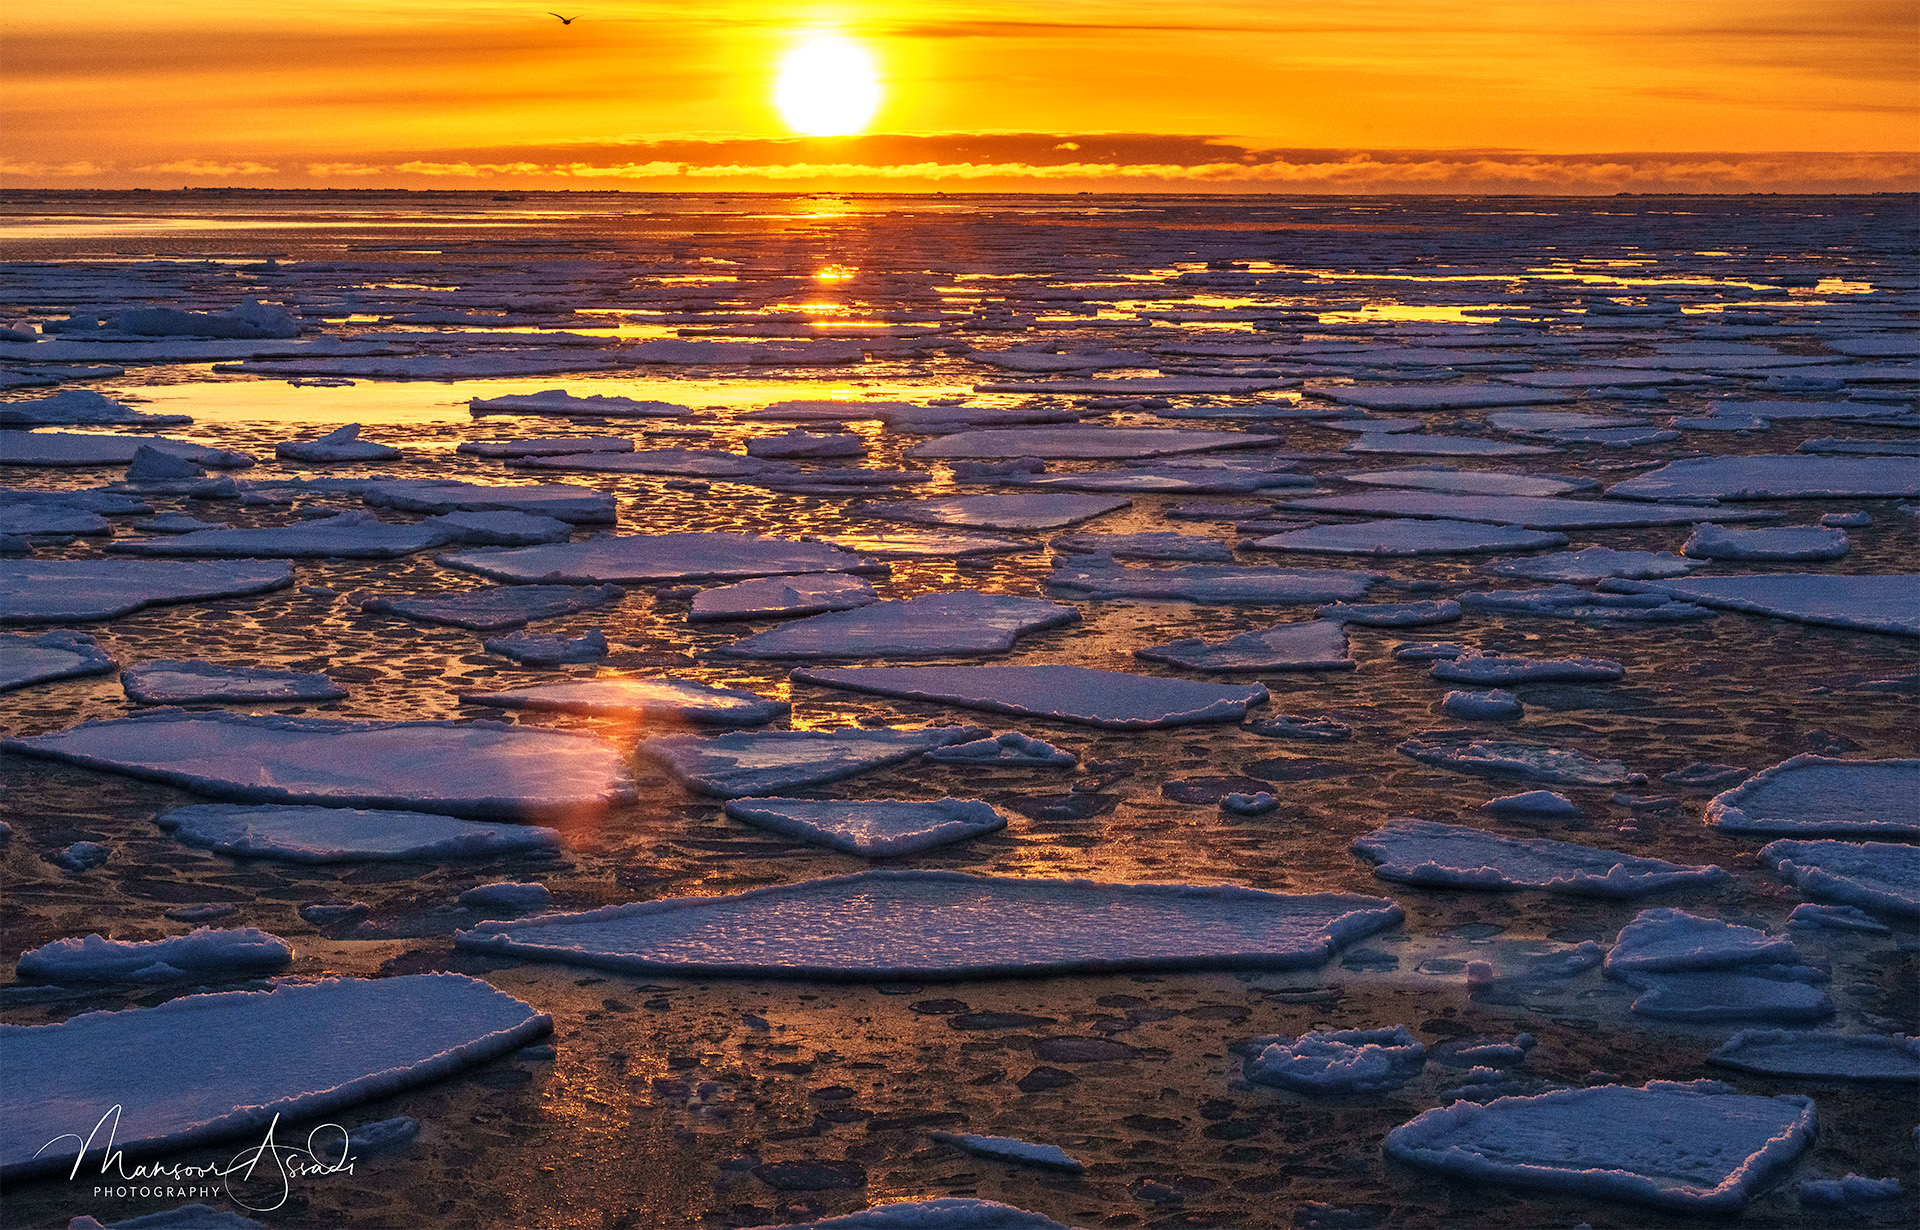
[1708,1030,1920,1082]
[1243,1027,1427,1093]
[1683,522,1850,562]
[928,1132,1085,1173]
[1353,820,1722,896]
[859,493,1129,532]
[1786,903,1890,933]
[1799,1175,1905,1208]
[457,435,633,459]
[108,511,447,559]
[1343,466,1596,497]
[689,573,877,621]
[361,479,615,523]
[1605,574,1920,637]
[461,676,788,725]
[468,389,693,418]
[1441,689,1522,720]
[1051,531,1235,561]
[121,659,346,704]
[421,509,573,546]
[1474,547,1696,584]
[1482,790,1583,820]
[1250,518,1567,556]
[0,630,115,692]
[0,388,189,428]
[481,629,608,665]
[1431,652,1624,685]
[1134,619,1353,672]
[0,431,251,469]
[791,665,1269,729]
[276,424,400,464]
[907,426,1268,461]
[1315,599,1461,626]
[0,559,292,623]
[155,802,562,863]
[3,710,636,819]
[1319,385,1572,412]
[722,797,1007,857]
[761,1198,1070,1227]
[1397,739,1641,786]
[1049,556,1377,603]
[460,882,552,913]
[1760,839,1920,917]
[360,583,624,630]
[456,869,1402,977]
[923,732,1077,768]
[1705,755,1920,836]
[639,725,987,796]
[746,429,865,459]
[1608,454,1920,500]
[16,927,293,983]
[718,592,1077,659]
[0,974,551,1179]
[803,530,1030,559]
[514,446,776,478]
[1344,434,1556,458]
[1281,491,1773,528]
[443,533,882,584]
[1456,586,1713,622]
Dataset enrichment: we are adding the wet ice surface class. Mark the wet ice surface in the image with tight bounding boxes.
[1,195,1916,1229]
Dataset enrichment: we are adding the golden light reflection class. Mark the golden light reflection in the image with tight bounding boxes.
[773,32,881,136]
[812,265,858,283]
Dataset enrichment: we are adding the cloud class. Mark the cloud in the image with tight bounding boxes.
[0,159,111,178]
[306,162,387,177]
[138,159,278,176]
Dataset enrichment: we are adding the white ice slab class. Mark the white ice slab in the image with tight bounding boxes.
[1251,518,1567,556]
[1475,548,1696,585]
[639,725,987,797]
[1430,652,1624,686]
[1244,1026,1427,1093]
[1481,790,1583,819]
[1457,586,1712,623]
[481,629,608,665]
[1623,972,1834,1023]
[0,502,111,536]
[1383,1081,1815,1211]
[0,559,292,623]
[0,388,189,427]
[1760,839,1920,917]
[1343,467,1595,497]
[792,664,1269,729]
[121,659,346,704]
[0,974,551,1180]
[719,592,1077,659]
[1009,468,1312,495]
[1604,574,1920,637]
[513,447,775,478]
[1354,820,1723,897]
[0,630,114,692]
[108,512,447,559]
[859,493,1130,531]
[422,509,572,546]
[1281,491,1773,529]
[1684,523,1849,562]
[1344,434,1556,458]
[442,533,882,584]
[275,424,400,464]
[461,676,788,726]
[468,389,692,417]
[3,710,636,819]
[1709,1031,1920,1082]
[1320,385,1572,411]
[1605,908,1801,977]
[1608,455,1920,500]
[1489,411,1647,433]
[360,583,624,631]
[1049,557,1377,603]
[0,432,252,469]
[689,573,877,621]
[156,802,562,863]
[1051,532,1234,562]
[723,797,1006,857]
[929,1132,1085,1173]
[1315,599,1461,626]
[1706,755,1920,836]
[924,732,1077,768]
[746,429,865,459]
[1135,619,1353,672]
[17,926,292,984]
[1442,689,1522,720]
[457,435,633,458]
[361,479,615,523]
[457,868,1402,977]
[1397,739,1640,786]
[804,530,1030,559]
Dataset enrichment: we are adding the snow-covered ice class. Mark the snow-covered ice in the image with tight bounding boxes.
[1314,599,1461,626]
[1683,522,1850,562]
[1397,739,1641,786]
[1284,491,1775,529]
[1607,455,1920,500]
[459,882,552,913]
[421,509,573,546]
[1705,755,1920,836]
[468,389,692,418]
[1441,689,1522,720]
[361,479,615,523]
[0,432,252,469]
[718,592,1077,659]
[481,629,609,665]
[1482,790,1584,820]
[0,559,292,623]
[1344,433,1556,458]
[923,732,1077,768]
[1799,1175,1905,1208]
[1134,619,1353,672]
[456,869,1402,977]
[360,583,624,631]
[108,512,448,559]
[1243,1027,1427,1093]
[910,428,1263,461]
[803,530,1030,559]
[1456,586,1713,623]
[155,802,562,862]
[1353,820,1723,897]
[0,630,115,692]
[859,493,1129,532]
[1342,466,1595,498]
[689,573,877,621]
[1786,903,1890,933]
[746,429,865,459]
[275,424,401,463]
[442,533,882,584]
[1250,518,1567,556]
[1050,531,1234,562]
[722,797,1007,857]
[639,726,987,796]
[1319,385,1572,412]
[1605,908,1802,976]
[1475,548,1696,585]
[1708,1030,1920,1082]
[791,664,1270,729]
[1604,574,1920,637]
[514,446,776,478]
[1760,839,1920,917]
[1049,556,1377,603]
[16,927,293,982]
[457,435,633,458]
[461,676,788,725]
[0,388,189,428]
[928,1132,1086,1173]
[1431,652,1624,685]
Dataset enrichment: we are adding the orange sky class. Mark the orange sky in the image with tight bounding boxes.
[3,1,1916,191]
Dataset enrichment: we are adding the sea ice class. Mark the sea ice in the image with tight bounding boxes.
[1683,523,1850,562]
[16,927,293,982]
[0,431,251,469]
[1759,839,1920,917]
[1319,385,1572,411]
[718,592,1078,659]
[1008,468,1312,494]
[1281,491,1774,529]
[791,664,1269,729]
[359,583,624,631]
[275,424,400,463]
[0,559,292,623]
[1342,467,1595,498]
[1799,1175,1905,1208]
[3,710,636,819]
[858,493,1130,532]
[722,797,1007,857]
[514,447,776,478]
[928,1132,1086,1173]
[1431,652,1624,685]
[108,299,299,339]
[361,479,615,523]
[0,502,111,536]
[1382,1081,1815,1211]
[1705,755,1920,836]
[421,510,573,546]
[923,732,1077,768]
[1049,556,1377,603]
[1344,434,1557,458]
[1474,548,1696,584]
[1222,791,1278,815]
[1708,1030,1920,1082]
[1441,689,1522,720]
[107,512,448,559]
[1786,903,1890,933]
[457,869,1402,977]
[0,388,190,428]
[121,659,346,704]
[442,533,881,584]
[1246,714,1352,741]
[1482,791,1583,819]
[457,435,633,458]
[0,974,551,1179]
[459,882,552,912]
[689,573,877,621]
[1456,586,1712,622]
[52,841,109,871]
[1243,1027,1427,1093]
[1604,908,1801,976]
[460,676,788,726]
[746,429,865,459]
[468,389,692,418]
[1603,574,1920,637]
[1134,619,1353,672]
[1250,519,1567,556]
[1397,739,1641,786]
[1608,455,1920,500]
[803,530,1030,558]
[67,1203,267,1229]
[1622,972,1834,1023]
[482,629,609,664]
[0,630,115,692]
[639,725,987,796]
[1315,599,1461,626]
[155,802,562,863]
[1050,532,1235,562]
[1353,820,1722,897]
[759,1197,1070,1228]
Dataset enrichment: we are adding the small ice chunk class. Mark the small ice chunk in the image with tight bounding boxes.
[1315,599,1461,626]
[0,559,292,622]
[1475,548,1696,585]
[121,659,346,705]
[859,492,1130,531]
[16,927,292,982]
[1431,652,1624,685]
[468,389,692,418]
[52,841,111,871]
[1049,556,1378,603]
[155,803,561,863]
[360,583,623,630]
[1252,518,1566,556]
[1786,903,1891,933]
[689,573,876,621]
[1760,839,1920,917]
[1442,689,1521,720]
[1683,522,1850,562]
[1355,820,1723,897]
[457,435,633,458]
[420,510,573,546]
[639,725,988,797]
[929,1131,1086,1173]
[1221,791,1278,815]
[1135,619,1353,672]
[1663,763,1751,790]
[745,429,865,459]
[1344,433,1557,457]
[1244,1026,1427,1093]
[0,630,115,693]
[459,882,552,913]
[719,592,1077,660]
[1398,739,1641,787]
[275,424,400,463]
[1622,972,1834,1022]
[1050,531,1234,561]
[1344,466,1595,497]
[1393,641,1465,661]
[481,629,608,665]
[723,797,1006,857]
[133,514,225,534]
[1605,908,1800,976]
[346,1115,420,1156]
[1321,384,1572,412]
[1280,490,1775,529]
[1246,714,1351,741]
[443,532,881,584]
[300,901,369,926]
[1481,791,1583,819]
[1820,510,1872,527]
[1708,1030,1920,1082]
[791,664,1269,729]
[924,732,1077,767]
[461,676,788,726]
[1706,755,1920,836]
[1799,1175,1903,1207]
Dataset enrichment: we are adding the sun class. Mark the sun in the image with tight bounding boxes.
[774,34,881,137]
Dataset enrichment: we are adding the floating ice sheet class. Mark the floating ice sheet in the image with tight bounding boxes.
[1281,491,1773,529]
[513,447,775,478]
[1431,652,1624,685]
[1442,689,1521,720]
[1319,385,1572,411]
[0,974,551,1180]
[1342,467,1596,497]
[457,869,1402,978]
[1354,820,1723,897]
[1135,619,1352,672]
[765,1198,1071,1228]
[1049,557,1377,604]
[1684,523,1850,562]
[925,732,1077,767]
[1244,1026,1427,1093]
[1604,574,1920,637]
[1456,586,1713,623]
[468,389,692,418]
[443,533,882,584]
[1760,839,1920,917]
[1608,455,1920,501]
[16,927,293,982]
[1398,739,1640,786]
[929,1132,1085,1173]
[1344,434,1557,458]
[1709,1031,1920,1083]
[3,710,636,819]
[791,664,1269,729]
[1317,599,1461,626]
[1706,755,1920,836]
[155,802,562,863]
[1251,518,1567,556]
[639,725,987,797]
[0,559,292,623]
[1624,972,1835,1023]
[422,509,572,546]
[723,797,1006,857]
[1008,469,1312,495]
[0,431,251,469]
[908,426,1262,460]
[360,583,624,631]
[689,573,877,621]
[720,592,1077,659]
[1475,548,1696,585]
[461,676,787,725]
[804,530,1030,559]
[121,659,346,704]
[276,424,400,463]
[361,479,615,524]
[0,630,114,692]
[0,388,189,428]
[481,629,608,665]
[1051,531,1234,562]
[859,493,1129,532]
[457,435,633,458]
[108,512,447,559]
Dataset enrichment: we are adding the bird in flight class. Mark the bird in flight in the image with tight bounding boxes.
[549,12,580,24]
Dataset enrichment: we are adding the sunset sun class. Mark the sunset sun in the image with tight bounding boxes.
[774,33,881,137]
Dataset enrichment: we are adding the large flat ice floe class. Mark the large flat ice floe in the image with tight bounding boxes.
[0,431,252,469]
[907,426,1264,459]
[1281,491,1773,529]
[360,583,624,631]
[1708,1030,1920,1083]
[689,573,877,621]
[1243,1026,1427,1093]
[1343,466,1596,498]
[804,530,1030,559]
[0,974,551,1180]
[1353,820,1724,897]
[1049,557,1377,603]
[1456,586,1713,623]
[1430,652,1624,685]
[1475,547,1696,585]
[859,493,1129,532]
[155,802,562,863]
[1343,433,1556,458]
[361,479,615,524]
[1706,755,1920,836]
[723,797,1006,857]
[468,389,693,418]
[1250,518,1567,556]
[1760,839,1920,917]
[16,927,293,982]
[1683,523,1850,562]
[1382,1081,1816,1212]
[460,676,788,725]
[456,869,1402,978]
[639,726,987,796]
[1397,738,1641,786]
[275,424,401,464]
[791,665,1269,729]
[1602,907,1831,1022]
[443,533,883,584]
[1051,531,1235,562]
[0,630,115,692]
[3,710,636,819]
[0,559,292,623]
[1318,384,1572,411]
[1134,619,1353,672]
[1604,574,1920,637]
[121,659,346,704]
[1607,454,1920,500]
[719,592,1077,659]
[107,512,448,559]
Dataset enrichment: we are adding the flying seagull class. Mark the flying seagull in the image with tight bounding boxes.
[549,12,579,24]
